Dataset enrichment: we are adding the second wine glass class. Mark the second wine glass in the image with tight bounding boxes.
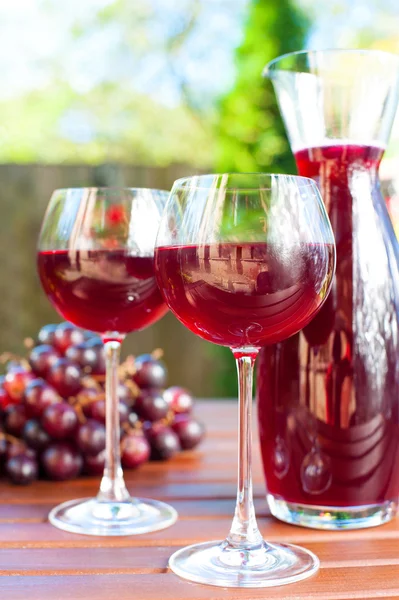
[155,173,336,587]
[37,187,177,535]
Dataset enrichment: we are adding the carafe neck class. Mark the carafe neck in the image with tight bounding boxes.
[295,143,384,180]
[294,143,384,217]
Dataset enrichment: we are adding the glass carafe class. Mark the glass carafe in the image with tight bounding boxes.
[258,49,399,529]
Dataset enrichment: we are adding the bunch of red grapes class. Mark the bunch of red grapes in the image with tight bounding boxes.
[0,322,204,485]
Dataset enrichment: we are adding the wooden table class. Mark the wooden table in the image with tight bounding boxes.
[0,400,398,599]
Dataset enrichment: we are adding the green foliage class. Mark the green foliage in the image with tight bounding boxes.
[0,83,212,166]
[215,0,310,176]
[212,0,310,397]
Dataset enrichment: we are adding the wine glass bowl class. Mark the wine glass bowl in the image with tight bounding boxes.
[155,174,335,350]
[37,187,177,536]
[37,188,169,337]
[154,173,335,587]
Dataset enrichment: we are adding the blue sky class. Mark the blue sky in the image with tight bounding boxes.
[1,0,399,104]
[0,0,248,105]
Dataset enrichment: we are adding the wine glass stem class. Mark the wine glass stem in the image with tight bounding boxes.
[226,349,264,549]
[98,339,130,503]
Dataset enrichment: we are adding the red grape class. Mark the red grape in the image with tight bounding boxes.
[7,441,36,461]
[77,419,106,455]
[0,321,203,485]
[4,405,28,437]
[65,343,87,366]
[133,355,167,389]
[23,420,51,451]
[82,339,105,375]
[42,403,78,440]
[79,387,102,418]
[5,361,22,373]
[89,399,106,423]
[29,344,61,378]
[164,386,194,414]
[37,324,58,346]
[53,323,85,354]
[118,401,129,424]
[128,411,139,427]
[117,383,135,407]
[0,388,11,411]
[42,443,83,480]
[0,435,7,461]
[84,449,106,475]
[171,415,205,450]
[135,389,169,422]
[90,399,129,424]
[24,379,61,418]
[83,333,102,343]
[147,424,180,460]
[6,454,38,485]
[66,339,106,376]
[121,433,150,468]
[47,359,83,398]
[0,376,13,410]
[4,367,35,402]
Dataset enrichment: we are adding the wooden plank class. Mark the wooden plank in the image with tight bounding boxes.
[0,517,398,549]
[0,568,398,600]
[305,538,399,568]
[87,467,264,485]
[0,481,266,503]
[129,454,249,470]
[0,547,170,575]
[0,399,396,599]
[194,399,238,419]
[0,465,265,502]
[139,453,261,471]
[0,452,257,483]
[0,498,253,522]
[0,520,239,548]
[0,538,397,575]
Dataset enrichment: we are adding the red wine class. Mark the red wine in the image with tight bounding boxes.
[155,243,334,348]
[257,144,399,508]
[37,250,168,334]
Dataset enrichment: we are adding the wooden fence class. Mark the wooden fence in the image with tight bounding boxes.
[0,163,227,398]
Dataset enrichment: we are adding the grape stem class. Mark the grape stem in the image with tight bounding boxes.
[98,339,130,503]
[0,352,29,367]
[1,432,21,444]
[72,402,87,425]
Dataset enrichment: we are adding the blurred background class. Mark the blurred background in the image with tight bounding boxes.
[2,0,399,397]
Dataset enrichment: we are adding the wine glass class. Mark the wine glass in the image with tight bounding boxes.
[37,187,177,536]
[154,173,336,587]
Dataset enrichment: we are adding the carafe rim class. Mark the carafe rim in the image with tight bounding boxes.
[263,48,399,78]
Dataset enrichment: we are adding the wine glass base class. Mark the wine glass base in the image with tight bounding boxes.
[169,540,319,588]
[49,497,178,536]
